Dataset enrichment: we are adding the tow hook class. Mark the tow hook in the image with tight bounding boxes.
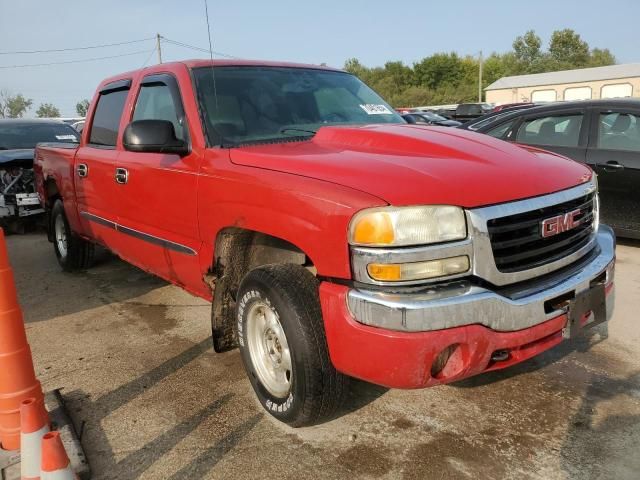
[491,350,510,362]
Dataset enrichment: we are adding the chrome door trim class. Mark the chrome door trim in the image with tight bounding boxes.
[117,224,197,256]
[80,211,116,229]
[80,211,197,256]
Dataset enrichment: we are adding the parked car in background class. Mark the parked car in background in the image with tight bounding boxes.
[452,103,493,122]
[71,120,85,133]
[54,117,85,126]
[402,111,462,127]
[492,102,534,112]
[459,103,540,132]
[0,119,80,232]
[469,99,640,239]
[434,107,457,119]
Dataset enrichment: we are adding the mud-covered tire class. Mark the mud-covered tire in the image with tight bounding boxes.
[51,199,94,272]
[236,264,347,427]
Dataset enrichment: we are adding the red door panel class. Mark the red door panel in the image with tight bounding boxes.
[114,151,202,291]
[74,146,120,249]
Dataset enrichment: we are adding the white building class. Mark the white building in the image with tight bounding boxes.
[485,63,640,105]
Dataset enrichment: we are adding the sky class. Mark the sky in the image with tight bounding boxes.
[0,0,638,117]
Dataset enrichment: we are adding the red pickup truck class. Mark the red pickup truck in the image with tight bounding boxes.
[34,60,616,427]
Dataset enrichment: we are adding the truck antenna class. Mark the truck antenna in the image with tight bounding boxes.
[203,0,219,111]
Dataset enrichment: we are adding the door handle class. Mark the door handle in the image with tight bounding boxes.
[77,163,88,178]
[115,167,129,184]
[601,161,625,173]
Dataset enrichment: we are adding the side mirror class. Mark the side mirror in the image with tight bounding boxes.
[123,120,189,156]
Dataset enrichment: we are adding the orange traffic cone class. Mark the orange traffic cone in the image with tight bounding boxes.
[40,432,76,480]
[20,398,50,480]
[0,228,46,451]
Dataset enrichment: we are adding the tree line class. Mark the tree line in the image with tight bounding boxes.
[0,93,90,119]
[344,29,616,107]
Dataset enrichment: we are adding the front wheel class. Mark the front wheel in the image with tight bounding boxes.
[236,264,347,427]
[51,199,94,272]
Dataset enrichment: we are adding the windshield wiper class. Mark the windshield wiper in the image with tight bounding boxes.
[279,127,317,136]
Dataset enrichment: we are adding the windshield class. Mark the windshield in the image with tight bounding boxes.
[0,123,80,149]
[193,66,403,146]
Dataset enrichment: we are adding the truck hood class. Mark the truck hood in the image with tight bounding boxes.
[229,125,592,208]
[0,149,34,169]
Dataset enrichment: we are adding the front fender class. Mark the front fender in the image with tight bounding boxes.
[197,152,386,279]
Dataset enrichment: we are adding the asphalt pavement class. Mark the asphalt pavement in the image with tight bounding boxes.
[6,233,640,480]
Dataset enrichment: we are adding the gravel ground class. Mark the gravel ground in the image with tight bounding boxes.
[5,233,640,480]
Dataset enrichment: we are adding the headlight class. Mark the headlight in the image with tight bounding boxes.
[349,205,467,247]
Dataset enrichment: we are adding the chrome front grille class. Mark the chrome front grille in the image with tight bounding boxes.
[467,180,598,287]
[487,192,596,273]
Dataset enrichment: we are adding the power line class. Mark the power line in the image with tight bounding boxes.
[0,35,238,69]
[0,50,152,69]
[163,38,210,53]
[0,37,155,55]
[140,47,158,68]
[161,36,238,59]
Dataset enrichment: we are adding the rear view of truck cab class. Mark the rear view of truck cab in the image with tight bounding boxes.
[34,60,615,428]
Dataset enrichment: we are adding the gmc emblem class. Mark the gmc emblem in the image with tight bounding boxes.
[541,209,582,238]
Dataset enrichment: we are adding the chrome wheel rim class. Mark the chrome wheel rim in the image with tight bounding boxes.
[246,301,292,398]
[54,214,68,258]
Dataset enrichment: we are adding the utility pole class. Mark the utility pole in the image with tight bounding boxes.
[156,33,163,64]
[478,50,483,103]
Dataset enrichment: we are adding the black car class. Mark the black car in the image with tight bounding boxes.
[467,99,640,239]
[452,103,494,122]
[0,119,80,231]
[402,111,462,127]
[459,103,539,131]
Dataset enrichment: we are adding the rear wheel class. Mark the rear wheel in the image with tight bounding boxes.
[51,199,94,271]
[236,264,347,427]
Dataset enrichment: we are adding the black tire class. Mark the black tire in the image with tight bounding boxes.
[236,264,347,427]
[51,199,94,272]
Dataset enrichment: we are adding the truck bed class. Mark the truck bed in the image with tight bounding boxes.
[34,142,80,227]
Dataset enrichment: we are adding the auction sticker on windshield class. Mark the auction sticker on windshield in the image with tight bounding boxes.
[360,104,393,115]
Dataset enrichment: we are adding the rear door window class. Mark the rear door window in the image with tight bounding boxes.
[516,113,584,147]
[88,88,129,147]
[597,112,640,152]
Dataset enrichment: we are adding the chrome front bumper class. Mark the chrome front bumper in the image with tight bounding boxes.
[347,225,615,332]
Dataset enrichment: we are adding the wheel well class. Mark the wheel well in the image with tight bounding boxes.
[213,227,310,276]
[43,178,61,241]
[209,227,313,353]
[44,178,61,206]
